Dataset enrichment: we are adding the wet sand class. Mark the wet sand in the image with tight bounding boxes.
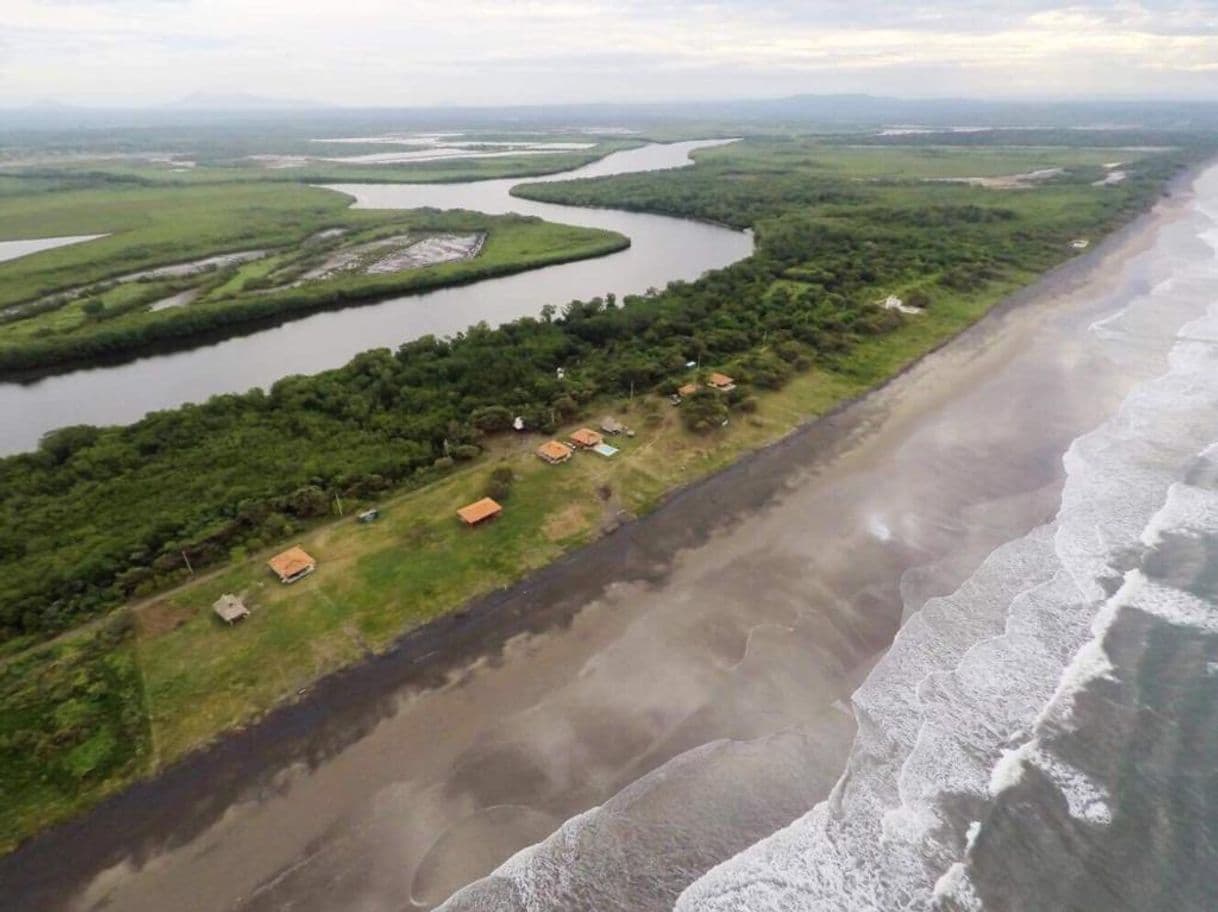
[1,173,1200,911]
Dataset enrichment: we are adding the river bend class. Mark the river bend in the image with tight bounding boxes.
[0,140,751,454]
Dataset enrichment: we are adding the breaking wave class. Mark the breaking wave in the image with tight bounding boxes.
[435,175,1218,912]
[676,201,1218,911]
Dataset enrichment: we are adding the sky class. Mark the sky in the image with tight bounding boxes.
[3,1,1218,107]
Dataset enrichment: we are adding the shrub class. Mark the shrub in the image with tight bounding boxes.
[283,485,330,518]
[485,465,515,501]
[470,405,513,433]
[681,389,729,433]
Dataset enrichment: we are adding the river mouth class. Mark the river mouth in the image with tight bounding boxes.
[0,140,751,455]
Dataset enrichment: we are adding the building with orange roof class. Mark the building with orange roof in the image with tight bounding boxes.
[537,440,573,464]
[708,372,736,391]
[678,382,699,398]
[569,428,603,448]
[457,497,502,526]
[267,545,316,584]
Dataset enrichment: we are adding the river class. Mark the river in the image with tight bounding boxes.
[6,164,1212,911]
[0,140,751,454]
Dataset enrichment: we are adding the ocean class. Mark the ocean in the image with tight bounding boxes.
[438,170,1218,912]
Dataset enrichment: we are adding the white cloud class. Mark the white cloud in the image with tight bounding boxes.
[2,0,1218,105]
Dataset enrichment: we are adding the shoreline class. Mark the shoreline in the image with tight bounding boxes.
[1,160,1203,908]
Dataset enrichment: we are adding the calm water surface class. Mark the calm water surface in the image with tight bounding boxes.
[0,141,751,454]
[0,234,107,264]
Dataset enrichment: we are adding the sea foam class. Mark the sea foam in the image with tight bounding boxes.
[676,180,1218,912]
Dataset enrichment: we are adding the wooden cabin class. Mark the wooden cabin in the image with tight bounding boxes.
[569,428,603,448]
[457,497,502,527]
[267,545,316,584]
[213,594,250,625]
[537,440,573,464]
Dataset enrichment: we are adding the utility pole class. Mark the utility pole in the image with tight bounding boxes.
[181,550,194,577]
[334,492,344,516]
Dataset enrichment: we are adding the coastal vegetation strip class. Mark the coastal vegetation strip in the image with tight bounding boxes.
[0,136,1200,852]
[0,183,627,370]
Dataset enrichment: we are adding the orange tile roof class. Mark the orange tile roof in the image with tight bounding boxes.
[678,383,699,397]
[709,372,735,388]
[457,497,502,525]
[537,440,573,462]
[267,545,315,580]
[570,428,603,447]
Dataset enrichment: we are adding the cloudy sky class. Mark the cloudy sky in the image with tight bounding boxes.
[3,1,1218,107]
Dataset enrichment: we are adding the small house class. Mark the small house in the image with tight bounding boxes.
[678,383,699,398]
[570,428,603,448]
[537,440,573,464]
[268,545,316,584]
[708,372,736,392]
[357,507,380,523]
[601,416,626,435]
[213,594,249,625]
[457,497,502,527]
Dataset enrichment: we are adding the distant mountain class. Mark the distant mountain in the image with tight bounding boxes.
[3,92,1217,133]
[169,91,329,110]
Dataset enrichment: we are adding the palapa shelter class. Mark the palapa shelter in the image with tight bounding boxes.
[708,372,736,391]
[457,497,502,526]
[267,545,316,584]
[570,428,603,448]
[678,382,699,398]
[537,440,573,464]
[213,594,250,625]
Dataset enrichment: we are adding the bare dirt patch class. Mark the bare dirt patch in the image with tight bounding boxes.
[300,232,483,282]
[543,504,591,542]
[926,167,1064,190]
[134,599,196,638]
